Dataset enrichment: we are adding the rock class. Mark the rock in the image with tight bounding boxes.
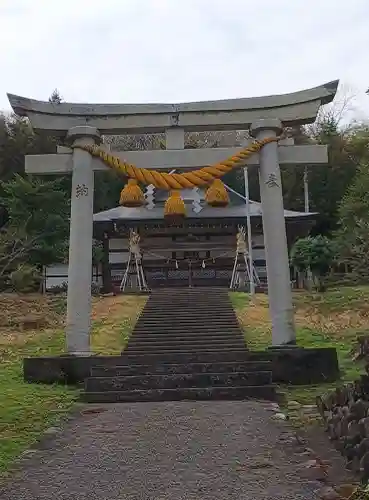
[304,459,319,467]
[343,445,357,463]
[359,450,369,482]
[287,400,301,410]
[278,432,299,445]
[348,421,361,439]
[327,414,342,440]
[81,407,107,416]
[249,459,273,469]
[298,460,328,482]
[334,484,358,498]
[302,404,318,413]
[335,386,353,407]
[295,433,307,445]
[350,400,368,420]
[21,449,38,457]
[340,415,349,438]
[303,447,317,456]
[350,456,361,473]
[272,412,287,421]
[359,416,369,437]
[336,438,346,453]
[318,486,342,500]
[44,426,60,435]
[299,465,328,482]
[355,437,369,459]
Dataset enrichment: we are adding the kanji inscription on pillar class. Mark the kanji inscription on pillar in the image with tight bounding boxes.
[75,183,89,198]
[265,173,279,188]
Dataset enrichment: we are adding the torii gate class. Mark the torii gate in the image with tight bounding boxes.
[7,80,338,355]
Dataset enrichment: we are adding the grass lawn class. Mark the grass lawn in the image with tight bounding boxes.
[0,293,145,475]
[232,286,369,405]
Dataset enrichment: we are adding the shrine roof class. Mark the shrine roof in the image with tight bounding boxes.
[93,201,317,224]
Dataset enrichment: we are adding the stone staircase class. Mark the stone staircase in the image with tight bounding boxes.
[83,288,277,402]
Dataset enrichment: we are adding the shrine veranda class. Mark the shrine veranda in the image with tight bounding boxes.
[8,81,340,384]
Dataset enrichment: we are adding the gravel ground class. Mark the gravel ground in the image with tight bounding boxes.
[0,401,325,500]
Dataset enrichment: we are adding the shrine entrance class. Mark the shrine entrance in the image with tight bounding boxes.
[167,256,230,289]
[11,79,338,350]
[145,255,234,289]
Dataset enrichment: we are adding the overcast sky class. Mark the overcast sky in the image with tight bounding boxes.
[1,0,369,122]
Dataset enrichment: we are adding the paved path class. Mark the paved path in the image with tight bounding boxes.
[0,401,322,499]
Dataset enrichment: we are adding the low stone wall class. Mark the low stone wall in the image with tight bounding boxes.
[316,376,369,483]
[23,347,339,385]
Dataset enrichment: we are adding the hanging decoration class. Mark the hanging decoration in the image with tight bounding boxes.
[75,135,280,217]
[119,179,145,207]
[205,179,229,207]
[164,190,186,220]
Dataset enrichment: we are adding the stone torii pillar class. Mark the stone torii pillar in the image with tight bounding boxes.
[65,126,101,355]
[251,119,295,346]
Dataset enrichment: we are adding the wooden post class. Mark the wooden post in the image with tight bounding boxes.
[101,232,112,293]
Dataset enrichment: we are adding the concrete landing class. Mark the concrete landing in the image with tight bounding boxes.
[0,401,325,500]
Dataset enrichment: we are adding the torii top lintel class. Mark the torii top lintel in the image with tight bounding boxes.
[7,80,338,136]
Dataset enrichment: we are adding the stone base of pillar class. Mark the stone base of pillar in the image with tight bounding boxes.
[267,344,299,350]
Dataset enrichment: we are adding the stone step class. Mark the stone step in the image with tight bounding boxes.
[119,351,255,363]
[90,361,272,377]
[82,385,277,403]
[88,352,260,368]
[135,315,240,321]
[124,350,249,357]
[150,294,229,299]
[147,292,229,296]
[134,320,239,327]
[143,297,233,302]
[151,286,229,297]
[127,337,245,345]
[140,304,235,308]
[129,334,245,342]
[135,319,240,325]
[125,342,246,351]
[85,371,272,392]
[138,312,238,318]
[144,297,230,300]
[125,345,246,352]
[136,323,239,330]
[142,300,235,304]
[134,320,241,327]
[130,330,244,338]
[135,316,241,322]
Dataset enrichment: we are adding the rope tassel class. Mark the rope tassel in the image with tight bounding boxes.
[205,179,229,207]
[164,190,186,220]
[119,179,145,207]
